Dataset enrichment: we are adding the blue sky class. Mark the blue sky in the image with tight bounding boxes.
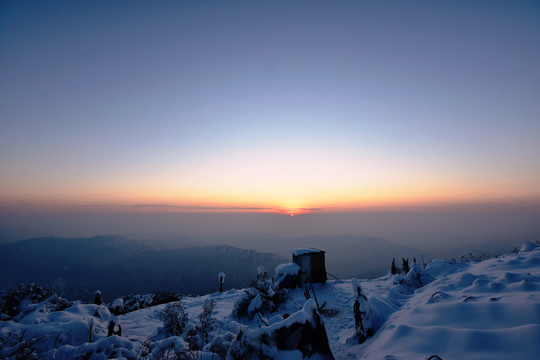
[1,0,539,213]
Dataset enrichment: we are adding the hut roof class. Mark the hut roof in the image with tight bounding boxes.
[291,248,325,256]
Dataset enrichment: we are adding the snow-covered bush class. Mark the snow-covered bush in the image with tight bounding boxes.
[274,262,301,289]
[107,317,122,337]
[186,298,217,351]
[157,300,189,337]
[0,284,70,320]
[458,251,501,262]
[233,267,288,319]
[196,299,216,345]
[93,290,103,306]
[249,267,274,295]
[151,298,221,356]
[0,329,48,359]
[121,293,154,312]
[0,300,128,359]
[393,263,434,293]
[232,288,259,319]
[137,336,190,360]
[226,329,248,360]
[53,334,137,359]
[111,297,124,315]
[151,292,184,306]
[348,279,376,344]
[227,299,334,360]
[205,331,236,359]
[107,292,183,315]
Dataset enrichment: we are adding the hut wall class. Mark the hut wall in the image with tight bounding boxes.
[310,253,327,283]
[293,252,327,284]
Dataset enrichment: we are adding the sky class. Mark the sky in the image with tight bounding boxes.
[1,1,539,243]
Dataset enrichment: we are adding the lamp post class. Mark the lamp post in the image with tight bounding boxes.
[218,272,225,293]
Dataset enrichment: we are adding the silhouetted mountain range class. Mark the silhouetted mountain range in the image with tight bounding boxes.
[159,233,436,279]
[0,236,287,301]
[2,233,511,302]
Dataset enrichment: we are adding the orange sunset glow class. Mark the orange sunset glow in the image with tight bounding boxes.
[2,141,538,215]
[0,0,538,228]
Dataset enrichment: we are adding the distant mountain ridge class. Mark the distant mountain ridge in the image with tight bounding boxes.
[177,232,435,279]
[0,236,287,301]
[3,233,501,302]
[132,232,437,279]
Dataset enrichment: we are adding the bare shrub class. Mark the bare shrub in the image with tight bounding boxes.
[157,299,189,337]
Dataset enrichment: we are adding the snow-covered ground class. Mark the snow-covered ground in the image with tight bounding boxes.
[1,242,539,359]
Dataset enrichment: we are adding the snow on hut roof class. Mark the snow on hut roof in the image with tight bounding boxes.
[291,248,325,256]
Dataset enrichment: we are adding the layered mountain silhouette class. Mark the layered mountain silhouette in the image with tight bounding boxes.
[0,236,287,301]
[0,233,448,302]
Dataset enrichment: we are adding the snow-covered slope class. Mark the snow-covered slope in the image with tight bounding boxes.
[1,242,539,359]
[352,243,540,359]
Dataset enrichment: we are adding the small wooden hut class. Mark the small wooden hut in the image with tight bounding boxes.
[291,248,327,284]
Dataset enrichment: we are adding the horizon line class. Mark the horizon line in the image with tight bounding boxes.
[2,198,540,214]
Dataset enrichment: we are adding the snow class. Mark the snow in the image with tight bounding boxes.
[275,262,301,276]
[291,248,323,256]
[112,298,123,309]
[352,246,540,359]
[1,243,539,359]
[520,241,538,252]
[247,294,263,315]
[275,262,301,288]
[255,299,318,333]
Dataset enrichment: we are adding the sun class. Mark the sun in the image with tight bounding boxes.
[290,213,294,217]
